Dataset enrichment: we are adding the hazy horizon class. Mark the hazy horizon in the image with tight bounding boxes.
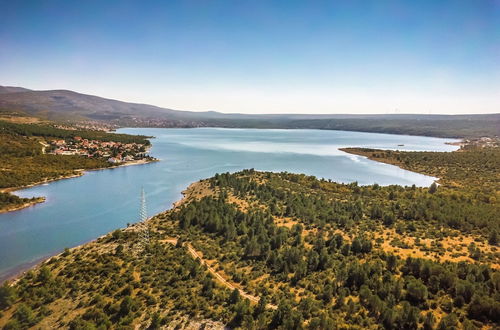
[1,1,499,115]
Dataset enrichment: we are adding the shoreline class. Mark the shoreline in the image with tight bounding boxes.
[0,197,46,214]
[1,178,201,285]
[0,136,463,284]
[124,126,471,141]
[0,158,158,211]
[1,228,119,285]
[339,147,443,185]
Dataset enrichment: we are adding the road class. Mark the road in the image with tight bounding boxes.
[163,238,277,310]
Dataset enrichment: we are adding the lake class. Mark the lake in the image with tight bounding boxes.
[0,128,459,281]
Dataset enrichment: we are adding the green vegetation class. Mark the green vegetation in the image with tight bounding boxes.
[165,169,498,328]
[1,86,498,138]
[279,117,500,139]
[1,130,498,328]
[0,192,42,212]
[341,147,500,201]
[150,115,500,139]
[0,131,112,190]
[0,228,250,329]
[0,121,150,145]
[0,120,151,212]
[1,143,499,328]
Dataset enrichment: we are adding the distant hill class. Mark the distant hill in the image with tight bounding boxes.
[0,87,202,123]
[0,85,498,138]
[0,86,31,94]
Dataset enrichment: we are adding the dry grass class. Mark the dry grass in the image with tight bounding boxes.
[0,115,42,124]
[374,228,499,269]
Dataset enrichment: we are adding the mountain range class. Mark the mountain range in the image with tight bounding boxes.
[0,85,498,138]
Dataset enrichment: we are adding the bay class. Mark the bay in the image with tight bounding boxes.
[0,128,459,281]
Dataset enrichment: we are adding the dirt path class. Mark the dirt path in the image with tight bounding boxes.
[39,141,49,154]
[163,238,277,310]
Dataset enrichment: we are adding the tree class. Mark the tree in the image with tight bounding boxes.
[271,300,302,330]
[37,266,52,284]
[202,276,214,298]
[400,301,419,329]
[244,238,261,258]
[488,230,498,246]
[229,288,241,305]
[309,313,335,329]
[115,244,124,256]
[318,248,330,270]
[381,308,397,330]
[437,313,458,330]
[229,299,252,328]
[292,261,307,284]
[387,254,397,271]
[351,237,363,254]
[306,250,319,272]
[370,204,383,219]
[111,229,123,240]
[468,295,500,323]
[0,283,17,309]
[422,312,435,330]
[255,296,267,316]
[406,279,428,304]
[150,312,161,329]
[383,212,395,227]
[14,303,36,327]
[3,319,22,330]
[119,296,138,317]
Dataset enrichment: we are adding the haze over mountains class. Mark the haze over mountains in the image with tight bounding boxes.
[0,85,498,138]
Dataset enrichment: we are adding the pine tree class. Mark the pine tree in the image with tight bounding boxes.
[429,182,438,194]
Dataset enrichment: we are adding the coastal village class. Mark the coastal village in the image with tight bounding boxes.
[48,136,152,164]
[53,121,119,132]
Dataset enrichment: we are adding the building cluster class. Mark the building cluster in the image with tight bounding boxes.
[460,137,500,149]
[115,117,205,128]
[49,137,149,164]
[54,121,119,132]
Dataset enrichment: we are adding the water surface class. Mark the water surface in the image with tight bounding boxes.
[0,128,459,280]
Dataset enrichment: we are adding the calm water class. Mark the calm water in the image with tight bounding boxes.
[0,128,459,280]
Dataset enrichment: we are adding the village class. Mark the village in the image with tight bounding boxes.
[53,121,119,132]
[48,136,152,164]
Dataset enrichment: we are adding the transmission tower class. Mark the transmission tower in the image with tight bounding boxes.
[140,187,147,222]
[134,187,150,256]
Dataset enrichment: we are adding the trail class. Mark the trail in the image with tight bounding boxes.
[163,238,277,310]
[39,141,49,154]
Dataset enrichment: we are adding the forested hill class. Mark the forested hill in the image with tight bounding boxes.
[0,121,150,145]
[1,85,498,138]
[1,146,498,328]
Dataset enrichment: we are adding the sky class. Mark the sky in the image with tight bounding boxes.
[1,0,499,114]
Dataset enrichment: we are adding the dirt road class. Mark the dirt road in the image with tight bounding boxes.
[163,238,277,310]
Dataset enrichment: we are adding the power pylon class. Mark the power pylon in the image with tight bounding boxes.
[140,187,147,222]
[134,187,150,255]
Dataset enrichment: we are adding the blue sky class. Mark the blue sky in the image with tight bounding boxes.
[1,0,499,114]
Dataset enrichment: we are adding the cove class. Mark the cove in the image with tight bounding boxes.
[0,128,459,281]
